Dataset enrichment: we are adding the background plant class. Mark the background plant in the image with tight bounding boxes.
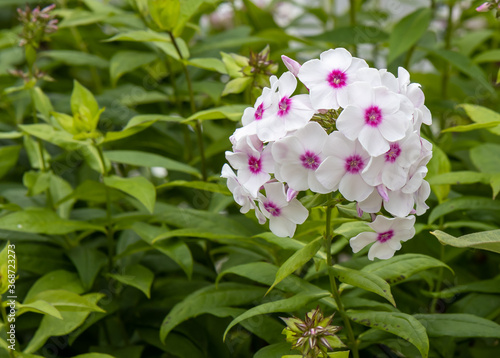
[0,0,499,357]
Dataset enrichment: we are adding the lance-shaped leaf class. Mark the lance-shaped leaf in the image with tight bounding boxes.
[104,175,156,213]
[414,313,500,338]
[431,229,500,254]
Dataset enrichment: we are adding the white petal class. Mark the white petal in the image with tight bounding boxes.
[339,174,374,202]
[295,122,328,153]
[308,171,330,194]
[272,136,303,163]
[369,215,394,232]
[298,59,330,85]
[375,86,400,115]
[358,127,389,157]
[315,156,345,190]
[242,171,269,197]
[368,241,396,260]
[382,164,409,191]
[336,106,366,141]
[358,190,383,213]
[378,113,408,142]
[263,182,288,207]
[384,190,414,217]
[320,48,352,71]
[270,216,296,237]
[361,156,384,187]
[309,82,339,110]
[281,199,309,224]
[347,82,374,108]
[350,232,377,253]
[281,163,309,191]
[279,72,298,97]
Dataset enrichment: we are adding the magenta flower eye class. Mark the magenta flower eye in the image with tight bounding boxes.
[364,106,383,127]
[327,70,347,89]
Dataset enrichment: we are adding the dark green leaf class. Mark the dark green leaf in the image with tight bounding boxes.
[108,264,154,298]
[104,175,156,213]
[414,313,500,338]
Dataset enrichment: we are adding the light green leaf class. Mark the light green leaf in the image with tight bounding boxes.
[58,9,109,27]
[223,291,330,340]
[0,145,21,180]
[19,124,85,151]
[23,171,51,196]
[441,121,500,133]
[71,80,100,131]
[309,25,388,46]
[160,283,268,342]
[110,51,157,86]
[388,8,432,63]
[332,265,395,306]
[347,310,429,358]
[470,143,500,173]
[67,246,108,291]
[362,254,452,285]
[0,242,12,295]
[491,173,500,199]
[17,300,62,319]
[0,131,22,139]
[31,87,54,122]
[104,30,171,43]
[459,104,500,135]
[0,208,105,235]
[424,279,500,299]
[108,264,154,298]
[431,229,500,254]
[104,150,200,177]
[25,290,104,312]
[184,104,248,122]
[426,143,451,203]
[25,270,85,302]
[222,77,252,96]
[415,313,500,338]
[473,49,500,63]
[157,180,229,194]
[186,57,227,74]
[40,50,108,68]
[149,0,180,31]
[104,175,156,213]
[268,237,323,294]
[428,196,500,224]
[426,171,490,186]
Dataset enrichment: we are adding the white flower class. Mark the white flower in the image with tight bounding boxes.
[298,48,368,110]
[258,182,309,237]
[257,72,315,142]
[225,135,274,197]
[336,82,412,157]
[221,164,266,224]
[350,215,416,260]
[272,122,330,193]
[316,131,374,202]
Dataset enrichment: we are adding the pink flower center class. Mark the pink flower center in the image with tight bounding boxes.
[377,230,394,243]
[278,96,292,117]
[364,106,382,127]
[344,155,365,174]
[255,103,264,120]
[327,70,347,89]
[264,201,281,217]
[300,151,321,170]
[248,156,262,174]
[385,143,401,163]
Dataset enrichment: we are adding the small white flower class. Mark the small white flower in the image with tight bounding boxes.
[350,215,416,260]
[298,48,368,110]
[258,182,309,237]
[316,131,374,202]
[336,82,412,157]
[272,122,330,193]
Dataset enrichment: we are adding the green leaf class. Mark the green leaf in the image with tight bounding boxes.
[172,0,220,36]
[25,270,85,302]
[428,196,500,224]
[110,51,157,86]
[160,283,268,342]
[149,0,180,31]
[268,237,323,294]
[222,77,253,96]
[425,279,500,299]
[67,246,108,291]
[104,30,171,43]
[108,264,154,298]
[104,150,200,177]
[470,143,500,173]
[17,300,62,319]
[0,145,21,180]
[0,208,105,235]
[491,173,500,199]
[388,8,432,63]
[23,171,51,196]
[254,342,295,358]
[362,254,452,285]
[104,175,156,213]
[223,291,330,341]
[184,104,248,122]
[426,143,451,203]
[25,290,104,312]
[426,171,490,186]
[58,9,109,27]
[19,124,85,151]
[0,242,13,295]
[431,229,500,254]
[31,87,54,122]
[186,57,227,74]
[157,180,230,194]
[459,104,500,135]
[414,313,500,338]
[40,50,108,68]
[473,49,500,64]
[309,25,388,46]
[347,310,429,358]
[71,80,100,132]
[331,265,395,306]
[441,121,500,133]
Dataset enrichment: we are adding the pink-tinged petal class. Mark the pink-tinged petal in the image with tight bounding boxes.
[358,126,389,157]
[382,164,408,191]
[315,156,345,190]
[282,55,301,76]
[350,231,377,253]
[279,72,298,98]
[358,190,383,213]
[336,106,366,141]
[272,136,303,163]
[323,131,356,157]
[377,184,389,202]
[415,181,430,215]
[309,82,339,110]
[378,113,408,142]
[225,151,249,170]
[375,86,400,115]
[298,59,331,85]
[339,173,374,202]
[260,148,275,174]
[295,122,328,153]
[287,188,299,201]
[368,241,396,260]
[320,48,352,72]
[257,116,287,142]
[269,216,296,237]
[242,106,256,126]
[281,199,309,224]
[403,166,427,194]
[347,82,374,108]
[357,203,364,217]
[398,133,421,167]
[263,182,288,207]
[369,215,394,232]
[476,2,490,12]
[384,190,414,217]
[254,205,267,224]
[242,171,270,197]
[308,171,330,194]
[281,163,309,191]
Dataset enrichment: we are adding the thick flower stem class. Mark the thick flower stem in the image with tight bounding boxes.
[324,202,359,358]
[168,31,208,181]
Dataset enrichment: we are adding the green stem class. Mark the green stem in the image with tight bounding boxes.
[324,202,359,358]
[168,31,207,181]
[1,299,14,358]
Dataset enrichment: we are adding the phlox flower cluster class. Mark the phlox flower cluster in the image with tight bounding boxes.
[222,48,433,260]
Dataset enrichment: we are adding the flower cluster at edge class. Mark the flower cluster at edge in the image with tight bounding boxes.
[221,48,433,261]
